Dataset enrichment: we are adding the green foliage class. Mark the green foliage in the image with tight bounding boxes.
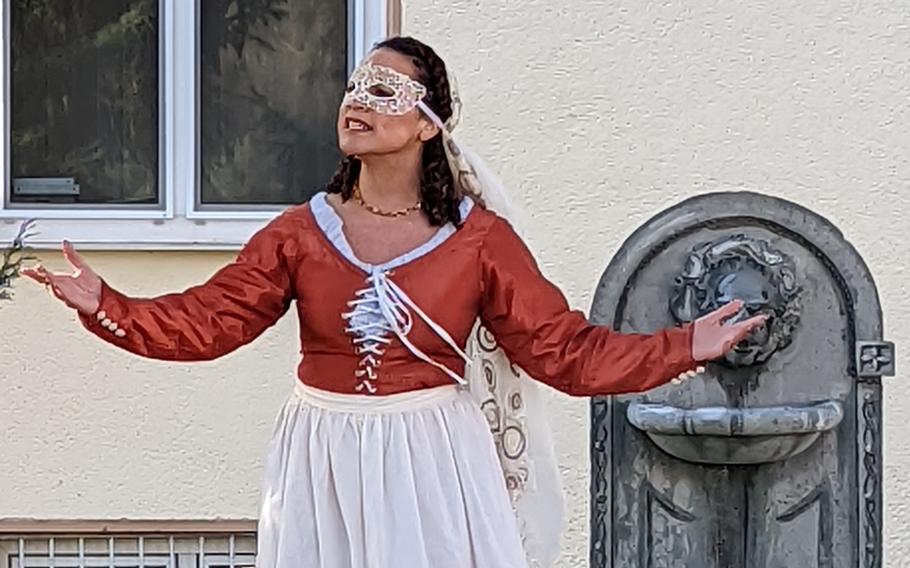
[0,220,37,302]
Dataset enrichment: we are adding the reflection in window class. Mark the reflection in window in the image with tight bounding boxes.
[10,0,159,205]
[200,0,348,207]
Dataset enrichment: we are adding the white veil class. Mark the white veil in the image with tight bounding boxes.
[418,75,566,568]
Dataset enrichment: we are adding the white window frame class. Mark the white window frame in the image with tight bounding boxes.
[0,0,397,250]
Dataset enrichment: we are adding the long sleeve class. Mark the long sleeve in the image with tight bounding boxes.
[79,213,297,361]
[479,217,699,397]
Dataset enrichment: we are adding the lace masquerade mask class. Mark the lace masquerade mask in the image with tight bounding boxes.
[343,62,429,116]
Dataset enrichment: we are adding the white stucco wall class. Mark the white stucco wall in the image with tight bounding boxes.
[1,252,297,519]
[1,1,908,566]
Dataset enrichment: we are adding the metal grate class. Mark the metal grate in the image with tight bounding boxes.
[0,534,257,568]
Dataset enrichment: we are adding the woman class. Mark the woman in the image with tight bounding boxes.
[25,37,765,568]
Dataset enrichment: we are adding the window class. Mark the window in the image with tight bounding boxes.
[0,521,257,567]
[0,0,396,249]
[10,1,160,208]
[199,1,347,208]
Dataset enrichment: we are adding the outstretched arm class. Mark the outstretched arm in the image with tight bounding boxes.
[479,218,765,396]
[24,215,297,361]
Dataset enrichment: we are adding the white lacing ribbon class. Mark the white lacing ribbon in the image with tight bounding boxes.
[342,268,471,393]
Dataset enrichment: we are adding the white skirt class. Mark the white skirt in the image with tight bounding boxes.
[255,381,529,568]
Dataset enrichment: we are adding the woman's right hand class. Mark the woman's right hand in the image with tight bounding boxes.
[22,241,102,315]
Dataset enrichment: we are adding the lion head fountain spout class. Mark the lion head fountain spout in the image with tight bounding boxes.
[670,234,801,367]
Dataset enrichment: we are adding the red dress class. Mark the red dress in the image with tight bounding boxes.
[80,193,698,396]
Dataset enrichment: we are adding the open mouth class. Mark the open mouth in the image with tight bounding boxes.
[345,117,373,132]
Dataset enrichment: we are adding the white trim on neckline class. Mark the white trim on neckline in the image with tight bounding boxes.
[309,192,474,273]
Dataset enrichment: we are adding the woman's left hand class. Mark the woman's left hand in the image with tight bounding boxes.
[692,299,768,361]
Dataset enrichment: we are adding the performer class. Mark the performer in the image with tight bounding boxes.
[25,37,765,568]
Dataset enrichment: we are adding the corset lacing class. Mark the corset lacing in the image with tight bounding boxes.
[342,268,471,393]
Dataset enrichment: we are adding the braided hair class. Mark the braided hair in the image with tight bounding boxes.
[326,37,465,227]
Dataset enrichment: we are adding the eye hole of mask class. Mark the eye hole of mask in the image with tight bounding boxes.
[367,84,396,98]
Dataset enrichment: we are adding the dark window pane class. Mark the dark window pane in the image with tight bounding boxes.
[10,0,159,205]
[200,0,346,206]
